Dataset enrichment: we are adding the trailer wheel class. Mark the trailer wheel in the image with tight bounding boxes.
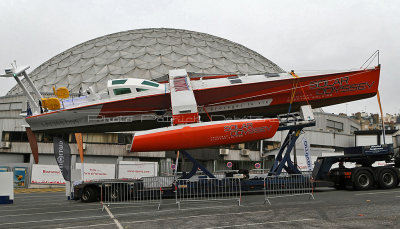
[353,170,373,191]
[81,187,97,203]
[378,169,398,189]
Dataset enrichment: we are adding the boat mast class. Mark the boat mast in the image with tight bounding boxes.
[21,69,42,100]
[3,65,41,114]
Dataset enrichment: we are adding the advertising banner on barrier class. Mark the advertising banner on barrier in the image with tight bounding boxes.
[118,161,158,179]
[0,166,9,172]
[13,167,27,188]
[76,163,115,182]
[31,164,66,184]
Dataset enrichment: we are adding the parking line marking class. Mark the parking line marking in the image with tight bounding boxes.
[113,204,236,218]
[54,208,271,229]
[0,215,108,226]
[0,203,154,213]
[355,190,400,196]
[206,218,315,228]
[56,223,115,229]
[0,201,99,209]
[104,205,123,229]
[120,210,273,225]
[0,207,103,218]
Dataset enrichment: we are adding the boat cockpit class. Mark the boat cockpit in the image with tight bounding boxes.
[107,78,164,97]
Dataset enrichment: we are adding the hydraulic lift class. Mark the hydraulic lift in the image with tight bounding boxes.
[268,106,316,175]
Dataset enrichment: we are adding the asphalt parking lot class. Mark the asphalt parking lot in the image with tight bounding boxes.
[1,187,400,229]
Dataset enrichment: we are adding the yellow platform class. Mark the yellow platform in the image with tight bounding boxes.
[14,188,64,194]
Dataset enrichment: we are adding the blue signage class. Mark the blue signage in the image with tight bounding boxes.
[0,166,9,172]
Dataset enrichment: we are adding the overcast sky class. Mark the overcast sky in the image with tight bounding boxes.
[1,0,399,115]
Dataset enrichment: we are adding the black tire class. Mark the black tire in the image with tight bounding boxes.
[378,169,398,189]
[81,186,97,203]
[353,170,374,191]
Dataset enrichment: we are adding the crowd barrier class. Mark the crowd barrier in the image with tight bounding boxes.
[263,173,314,205]
[99,173,314,210]
[175,177,241,209]
[101,176,166,210]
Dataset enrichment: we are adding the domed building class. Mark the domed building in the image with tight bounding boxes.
[7,28,284,96]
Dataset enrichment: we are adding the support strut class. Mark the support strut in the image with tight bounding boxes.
[178,150,215,179]
[268,128,303,175]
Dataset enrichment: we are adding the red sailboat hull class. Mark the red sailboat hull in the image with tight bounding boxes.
[130,119,280,152]
[25,66,380,133]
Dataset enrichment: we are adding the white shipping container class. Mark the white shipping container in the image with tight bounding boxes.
[356,135,377,146]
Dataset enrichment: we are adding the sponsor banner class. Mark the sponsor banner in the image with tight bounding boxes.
[118,162,158,179]
[13,167,27,188]
[302,137,313,171]
[0,166,9,172]
[31,164,66,184]
[76,163,115,182]
[296,156,317,171]
[53,137,71,181]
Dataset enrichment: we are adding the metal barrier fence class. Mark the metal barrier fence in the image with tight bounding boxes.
[263,174,314,205]
[175,177,241,209]
[101,176,167,210]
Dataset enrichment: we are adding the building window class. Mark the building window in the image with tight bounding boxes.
[2,131,28,142]
[327,119,343,131]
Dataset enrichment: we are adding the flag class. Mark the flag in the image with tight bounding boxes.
[74,133,84,162]
[53,137,71,181]
[26,127,39,164]
[302,137,313,171]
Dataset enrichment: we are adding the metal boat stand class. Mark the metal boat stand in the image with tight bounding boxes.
[268,107,316,176]
[177,150,216,179]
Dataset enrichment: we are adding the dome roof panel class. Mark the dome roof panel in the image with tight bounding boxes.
[182,64,202,73]
[67,74,83,86]
[157,36,182,46]
[56,68,69,77]
[8,28,284,95]
[144,30,168,38]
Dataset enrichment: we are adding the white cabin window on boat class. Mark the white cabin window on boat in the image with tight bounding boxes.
[141,80,159,87]
[112,79,128,85]
[113,88,131,95]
